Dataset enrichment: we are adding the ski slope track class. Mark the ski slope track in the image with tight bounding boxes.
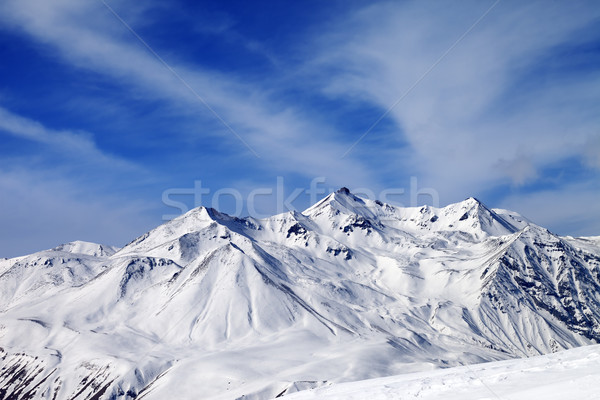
[1,189,599,399]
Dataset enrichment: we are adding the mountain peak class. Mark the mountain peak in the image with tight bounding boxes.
[441,197,519,236]
[464,196,482,204]
[304,187,371,218]
[455,197,487,211]
[51,240,118,257]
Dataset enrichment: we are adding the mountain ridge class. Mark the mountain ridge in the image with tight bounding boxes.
[0,189,599,399]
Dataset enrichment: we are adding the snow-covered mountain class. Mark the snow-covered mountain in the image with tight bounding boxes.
[1,189,599,399]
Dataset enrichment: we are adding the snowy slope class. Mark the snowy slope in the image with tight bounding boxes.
[282,343,600,400]
[0,189,599,399]
[0,241,118,309]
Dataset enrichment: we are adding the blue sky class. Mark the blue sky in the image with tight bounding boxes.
[0,0,599,257]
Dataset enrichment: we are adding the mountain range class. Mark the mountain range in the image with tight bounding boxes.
[1,188,599,399]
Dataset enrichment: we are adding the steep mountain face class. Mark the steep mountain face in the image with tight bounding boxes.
[0,189,599,400]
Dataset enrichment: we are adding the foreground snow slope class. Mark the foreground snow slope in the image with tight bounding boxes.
[283,344,600,400]
[0,189,599,399]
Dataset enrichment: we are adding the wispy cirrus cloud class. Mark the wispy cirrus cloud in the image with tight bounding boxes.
[499,180,600,237]
[0,105,138,170]
[308,0,600,199]
[0,0,598,255]
[0,106,156,257]
[0,0,376,188]
[0,0,382,257]
[0,168,157,258]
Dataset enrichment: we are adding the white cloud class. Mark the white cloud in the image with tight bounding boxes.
[0,0,388,256]
[0,0,598,247]
[0,0,376,188]
[0,168,157,258]
[583,134,600,170]
[0,106,138,171]
[309,0,600,200]
[499,181,600,237]
[0,106,159,257]
[494,154,538,186]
